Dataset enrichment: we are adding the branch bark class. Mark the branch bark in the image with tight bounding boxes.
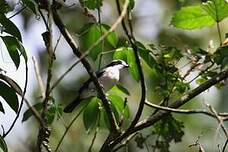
[51,5,119,134]
[109,69,228,149]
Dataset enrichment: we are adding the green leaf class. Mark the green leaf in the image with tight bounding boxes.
[22,0,37,14]
[213,45,228,68]
[79,0,103,10]
[108,94,130,119]
[137,42,157,69]
[202,0,228,22]
[126,48,140,81]
[83,97,100,133]
[22,103,43,122]
[99,94,130,130]
[0,136,8,152]
[113,47,140,81]
[0,74,22,94]
[46,106,56,124]
[109,84,130,95]
[129,0,135,9]
[102,24,118,47]
[0,81,18,113]
[0,101,4,113]
[1,36,27,68]
[0,0,11,13]
[80,23,118,61]
[99,107,110,130]
[153,115,184,151]
[22,103,61,124]
[171,5,215,29]
[113,47,128,61]
[163,47,183,62]
[2,36,20,68]
[0,14,22,41]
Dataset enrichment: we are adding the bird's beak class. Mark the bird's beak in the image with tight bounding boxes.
[125,64,129,68]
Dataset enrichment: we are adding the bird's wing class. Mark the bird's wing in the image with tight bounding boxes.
[64,70,105,113]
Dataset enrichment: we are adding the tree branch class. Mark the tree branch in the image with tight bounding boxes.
[115,0,146,130]
[51,5,119,134]
[109,69,228,148]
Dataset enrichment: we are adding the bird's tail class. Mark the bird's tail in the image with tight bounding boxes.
[64,97,81,113]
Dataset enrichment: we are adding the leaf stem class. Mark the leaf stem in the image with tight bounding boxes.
[216,22,222,46]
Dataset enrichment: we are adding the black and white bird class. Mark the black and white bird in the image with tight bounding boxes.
[64,60,129,113]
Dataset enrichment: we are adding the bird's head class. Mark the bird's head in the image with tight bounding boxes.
[107,60,129,70]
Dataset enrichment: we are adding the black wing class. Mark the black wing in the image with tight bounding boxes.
[64,70,105,113]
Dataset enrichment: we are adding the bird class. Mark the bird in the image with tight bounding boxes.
[64,60,129,113]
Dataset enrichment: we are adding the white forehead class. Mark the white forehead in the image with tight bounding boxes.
[119,60,127,65]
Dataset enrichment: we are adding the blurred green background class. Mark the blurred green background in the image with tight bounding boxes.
[1,0,228,151]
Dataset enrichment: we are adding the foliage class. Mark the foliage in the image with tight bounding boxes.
[0,0,228,151]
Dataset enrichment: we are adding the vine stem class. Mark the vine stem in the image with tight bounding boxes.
[216,22,222,46]
[54,105,87,152]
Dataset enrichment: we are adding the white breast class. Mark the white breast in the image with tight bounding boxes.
[99,67,119,91]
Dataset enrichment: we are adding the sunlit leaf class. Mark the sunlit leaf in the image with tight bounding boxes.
[0,81,18,113]
[102,24,118,47]
[126,48,140,81]
[83,97,100,133]
[108,94,130,119]
[0,136,8,152]
[113,47,140,81]
[202,0,228,22]
[171,5,215,29]
[80,23,118,60]
[99,107,110,130]
[0,14,22,41]
[113,47,128,61]
[109,84,130,95]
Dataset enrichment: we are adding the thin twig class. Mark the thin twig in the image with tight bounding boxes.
[88,127,99,152]
[54,34,61,53]
[8,6,26,19]
[0,74,43,125]
[145,100,215,117]
[54,105,87,152]
[52,3,120,134]
[37,4,54,152]
[32,56,45,99]
[3,63,28,137]
[109,69,228,149]
[50,58,82,91]
[222,139,228,152]
[208,105,228,138]
[50,0,129,92]
[38,8,49,30]
[216,22,222,46]
[112,132,139,152]
[121,0,146,129]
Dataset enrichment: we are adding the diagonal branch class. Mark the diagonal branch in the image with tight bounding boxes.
[115,0,146,129]
[51,5,119,133]
[109,69,228,148]
[50,0,129,92]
